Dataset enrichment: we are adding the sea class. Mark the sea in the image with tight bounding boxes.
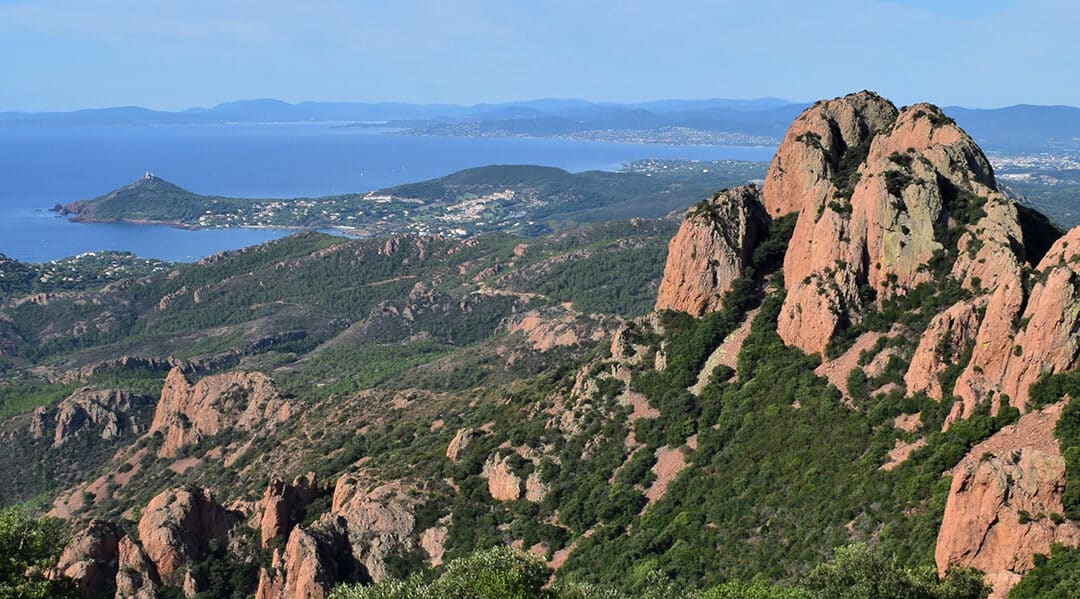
[0,123,775,263]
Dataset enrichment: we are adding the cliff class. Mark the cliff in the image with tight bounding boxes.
[148,367,290,458]
[936,403,1080,597]
[655,186,768,315]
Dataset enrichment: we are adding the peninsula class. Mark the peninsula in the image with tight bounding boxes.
[53,161,767,237]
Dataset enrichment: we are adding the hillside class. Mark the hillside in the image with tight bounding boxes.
[54,162,765,238]
[4,91,1080,599]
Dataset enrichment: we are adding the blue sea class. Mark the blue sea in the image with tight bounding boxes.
[0,123,775,263]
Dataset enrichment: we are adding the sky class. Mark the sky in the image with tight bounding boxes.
[0,0,1076,112]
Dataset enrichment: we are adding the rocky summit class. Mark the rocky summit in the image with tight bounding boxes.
[5,91,1080,598]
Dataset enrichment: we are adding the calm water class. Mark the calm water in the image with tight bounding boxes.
[0,123,775,262]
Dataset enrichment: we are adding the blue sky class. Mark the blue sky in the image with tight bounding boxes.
[0,0,1074,111]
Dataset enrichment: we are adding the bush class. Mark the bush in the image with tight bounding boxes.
[329,547,551,599]
[0,505,79,598]
[804,544,988,599]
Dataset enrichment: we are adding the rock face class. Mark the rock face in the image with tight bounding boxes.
[260,473,319,549]
[30,388,153,447]
[953,227,1080,417]
[762,91,898,217]
[329,477,419,582]
[655,186,768,316]
[257,476,422,598]
[770,92,1025,355]
[149,367,290,458]
[137,487,239,584]
[52,519,122,596]
[445,427,479,462]
[904,302,980,400]
[258,525,351,599]
[115,536,161,599]
[936,403,1080,598]
[483,453,524,501]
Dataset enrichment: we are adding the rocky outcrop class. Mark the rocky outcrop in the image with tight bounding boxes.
[483,453,523,501]
[256,476,423,598]
[953,226,1080,418]
[905,302,980,400]
[30,388,153,447]
[149,367,290,458]
[419,526,449,567]
[936,403,1080,598]
[52,519,122,596]
[772,93,1025,355]
[504,309,611,352]
[115,537,160,599]
[137,487,239,584]
[655,186,768,316]
[260,473,320,549]
[762,91,898,217]
[329,477,418,582]
[446,427,480,462]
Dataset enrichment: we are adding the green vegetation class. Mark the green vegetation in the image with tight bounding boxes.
[0,251,169,298]
[535,246,666,316]
[329,544,986,599]
[0,505,78,598]
[884,170,914,198]
[0,381,77,419]
[831,136,877,202]
[1008,544,1080,598]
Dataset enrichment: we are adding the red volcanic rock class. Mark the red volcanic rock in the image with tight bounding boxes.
[445,427,479,463]
[776,100,1024,355]
[260,473,319,549]
[763,91,898,217]
[905,301,979,400]
[136,487,238,584]
[52,519,121,596]
[936,403,1080,598]
[655,186,768,316]
[115,536,161,599]
[149,367,290,458]
[955,226,1080,418]
[330,477,419,582]
[482,453,523,501]
[30,388,152,446]
[280,526,339,599]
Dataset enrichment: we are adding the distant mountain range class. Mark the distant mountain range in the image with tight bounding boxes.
[3,96,1080,152]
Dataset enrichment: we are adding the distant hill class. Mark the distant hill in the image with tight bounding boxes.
[6,97,1080,153]
[54,161,768,236]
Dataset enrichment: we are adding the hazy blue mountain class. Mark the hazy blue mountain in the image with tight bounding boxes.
[5,98,1080,154]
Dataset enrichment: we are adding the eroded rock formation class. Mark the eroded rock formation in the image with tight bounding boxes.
[655,186,768,315]
[936,403,1080,598]
[149,367,290,458]
[260,473,319,549]
[953,227,1080,417]
[52,519,122,596]
[30,388,154,447]
[137,487,239,584]
[771,92,1025,355]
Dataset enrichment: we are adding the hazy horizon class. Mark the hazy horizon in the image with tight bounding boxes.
[3,0,1077,112]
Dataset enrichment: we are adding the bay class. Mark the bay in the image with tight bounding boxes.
[0,123,775,262]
